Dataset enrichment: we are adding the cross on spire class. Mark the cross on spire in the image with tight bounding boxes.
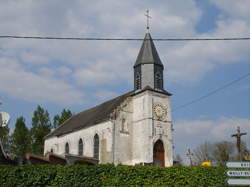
[145,9,152,32]
[231,126,247,160]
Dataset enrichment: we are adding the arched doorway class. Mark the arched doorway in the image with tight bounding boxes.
[153,140,165,166]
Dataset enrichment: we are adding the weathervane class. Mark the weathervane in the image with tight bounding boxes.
[144,9,152,32]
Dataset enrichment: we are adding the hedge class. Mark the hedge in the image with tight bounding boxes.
[0,165,228,187]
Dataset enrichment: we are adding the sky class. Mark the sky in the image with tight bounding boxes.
[0,0,249,162]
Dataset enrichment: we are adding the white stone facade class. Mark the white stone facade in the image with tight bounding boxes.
[44,89,173,167]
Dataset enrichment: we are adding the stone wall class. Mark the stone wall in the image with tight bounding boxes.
[44,121,113,164]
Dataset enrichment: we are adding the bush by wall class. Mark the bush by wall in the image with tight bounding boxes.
[0,164,227,187]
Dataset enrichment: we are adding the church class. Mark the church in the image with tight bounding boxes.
[44,32,174,167]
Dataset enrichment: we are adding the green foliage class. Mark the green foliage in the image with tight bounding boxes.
[53,109,72,128]
[0,125,10,152]
[30,105,51,156]
[12,116,31,158]
[213,141,235,166]
[192,141,243,166]
[0,165,228,187]
[173,154,183,166]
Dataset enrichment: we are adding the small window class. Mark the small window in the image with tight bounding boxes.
[93,134,99,159]
[65,142,69,154]
[121,118,128,133]
[78,138,83,156]
[122,118,125,131]
[50,148,53,153]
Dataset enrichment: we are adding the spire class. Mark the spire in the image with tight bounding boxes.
[134,33,164,68]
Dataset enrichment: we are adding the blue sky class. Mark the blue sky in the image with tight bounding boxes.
[0,0,249,162]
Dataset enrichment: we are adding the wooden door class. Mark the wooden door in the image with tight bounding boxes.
[153,140,165,166]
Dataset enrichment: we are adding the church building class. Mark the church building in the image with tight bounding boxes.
[44,32,174,167]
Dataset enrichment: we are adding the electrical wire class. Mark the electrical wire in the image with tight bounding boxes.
[0,35,250,41]
[1,34,250,111]
[173,72,250,112]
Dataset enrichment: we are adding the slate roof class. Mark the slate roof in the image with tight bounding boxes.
[134,33,164,67]
[45,91,134,139]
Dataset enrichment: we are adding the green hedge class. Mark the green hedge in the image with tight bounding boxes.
[0,165,227,187]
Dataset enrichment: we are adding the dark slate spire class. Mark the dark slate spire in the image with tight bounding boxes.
[134,33,164,68]
[134,33,165,91]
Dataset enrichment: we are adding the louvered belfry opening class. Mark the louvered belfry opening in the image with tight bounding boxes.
[134,33,164,91]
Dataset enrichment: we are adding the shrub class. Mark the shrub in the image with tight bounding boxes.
[0,165,228,187]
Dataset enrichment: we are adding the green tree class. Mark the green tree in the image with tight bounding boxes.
[30,105,51,155]
[53,109,72,128]
[0,125,10,153]
[12,117,30,158]
[174,154,183,166]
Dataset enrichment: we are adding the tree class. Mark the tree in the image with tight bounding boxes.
[30,105,51,155]
[174,154,183,166]
[53,109,72,128]
[192,141,213,165]
[0,125,10,153]
[212,141,236,166]
[192,141,241,166]
[12,117,30,159]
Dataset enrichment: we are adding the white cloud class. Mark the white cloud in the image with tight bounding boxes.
[0,59,84,105]
[174,117,250,154]
[0,0,249,103]
[56,66,72,76]
[94,90,118,100]
[173,116,250,164]
[210,0,250,20]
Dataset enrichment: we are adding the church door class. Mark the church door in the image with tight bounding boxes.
[153,140,165,166]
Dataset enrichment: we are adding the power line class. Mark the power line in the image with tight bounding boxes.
[0,35,250,41]
[173,72,250,112]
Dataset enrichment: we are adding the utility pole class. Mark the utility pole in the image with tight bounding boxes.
[231,126,247,161]
[186,148,194,166]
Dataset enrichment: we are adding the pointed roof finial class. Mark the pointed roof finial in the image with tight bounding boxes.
[145,9,152,32]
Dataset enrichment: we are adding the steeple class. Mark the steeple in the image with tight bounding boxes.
[134,33,164,67]
[134,33,164,91]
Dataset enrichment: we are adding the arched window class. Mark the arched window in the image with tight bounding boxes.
[93,134,99,159]
[78,138,83,156]
[136,72,141,90]
[50,148,53,153]
[65,142,69,154]
[121,118,125,132]
[155,72,162,89]
[121,118,128,133]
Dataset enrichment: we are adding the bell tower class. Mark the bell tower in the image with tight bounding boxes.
[131,32,173,167]
[134,33,164,91]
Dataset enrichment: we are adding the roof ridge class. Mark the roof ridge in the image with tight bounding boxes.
[45,90,134,138]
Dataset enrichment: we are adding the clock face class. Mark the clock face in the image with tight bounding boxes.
[154,104,166,118]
